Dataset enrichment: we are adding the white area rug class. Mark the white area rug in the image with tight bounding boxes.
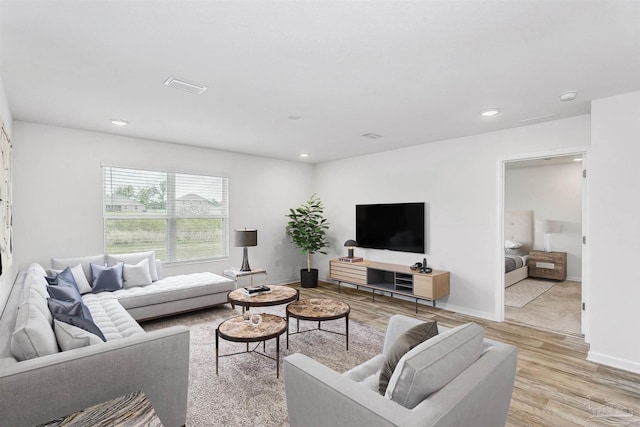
[142,305,384,427]
[505,278,555,308]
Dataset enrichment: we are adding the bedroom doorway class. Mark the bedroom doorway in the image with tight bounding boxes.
[498,148,589,340]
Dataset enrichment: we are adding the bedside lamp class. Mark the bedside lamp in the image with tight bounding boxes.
[235,228,257,271]
[344,240,357,258]
[534,220,561,252]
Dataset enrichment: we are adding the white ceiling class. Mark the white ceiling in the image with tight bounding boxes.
[1,1,639,164]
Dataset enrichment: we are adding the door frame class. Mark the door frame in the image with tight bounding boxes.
[496,145,590,341]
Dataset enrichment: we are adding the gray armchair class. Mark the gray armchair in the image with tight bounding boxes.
[284,315,517,427]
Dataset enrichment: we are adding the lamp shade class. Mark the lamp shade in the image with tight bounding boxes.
[534,220,562,234]
[235,229,257,247]
[344,239,357,248]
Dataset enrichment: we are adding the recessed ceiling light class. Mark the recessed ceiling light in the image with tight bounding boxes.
[560,91,577,102]
[480,108,500,117]
[288,115,301,120]
[163,76,207,95]
[362,133,382,139]
[573,158,583,162]
[299,153,310,158]
[110,119,128,126]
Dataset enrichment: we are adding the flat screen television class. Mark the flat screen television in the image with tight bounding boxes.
[356,202,425,254]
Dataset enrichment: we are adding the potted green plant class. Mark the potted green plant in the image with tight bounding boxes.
[285,194,330,288]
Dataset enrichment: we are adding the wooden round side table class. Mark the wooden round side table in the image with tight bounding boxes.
[286,298,350,350]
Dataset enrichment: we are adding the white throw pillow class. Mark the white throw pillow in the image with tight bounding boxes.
[123,258,153,288]
[384,322,484,409]
[49,264,93,295]
[504,240,522,249]
[53,319,104,351]
[106,251,158,282]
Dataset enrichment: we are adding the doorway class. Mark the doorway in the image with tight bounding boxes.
[497,148,589,340]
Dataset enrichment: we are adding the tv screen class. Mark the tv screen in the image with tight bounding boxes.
[356,202,425,254]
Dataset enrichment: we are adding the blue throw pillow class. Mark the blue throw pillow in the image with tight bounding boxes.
[47,298,85,318]
[52,312,106,342]
[45,266,80,293]
[91,262,124,293]
[47,278,82,302]
[46,280,93,321]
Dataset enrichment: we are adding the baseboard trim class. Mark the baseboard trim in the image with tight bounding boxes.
[588,351,640,374]
[566,276,582,282]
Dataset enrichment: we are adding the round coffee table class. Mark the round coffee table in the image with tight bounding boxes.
[286,298,350,350]
[228,285,299,313]
[215,314,287,378]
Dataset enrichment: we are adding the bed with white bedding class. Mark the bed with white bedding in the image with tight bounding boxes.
[504,210,533,287]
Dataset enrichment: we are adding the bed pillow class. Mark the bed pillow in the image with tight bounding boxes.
[106,251,158,281]
[378,320,439,395]
[91,262,124,293]
[504,240,522,249]
[505,247,528,256]
[123,258,153,288]
[47,264,93,295]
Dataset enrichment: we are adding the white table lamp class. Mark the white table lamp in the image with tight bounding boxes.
[534,220,562,252]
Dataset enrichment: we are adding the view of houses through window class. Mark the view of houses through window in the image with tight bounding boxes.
[103,166,229,263]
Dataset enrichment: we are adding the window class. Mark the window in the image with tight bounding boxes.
[103,166,228,263]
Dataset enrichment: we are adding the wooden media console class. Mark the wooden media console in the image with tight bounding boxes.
[329,259,450,312]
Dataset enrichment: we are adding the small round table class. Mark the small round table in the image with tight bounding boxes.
[216,314,287,378]
[286,298,350,350]
[227,285,299,313]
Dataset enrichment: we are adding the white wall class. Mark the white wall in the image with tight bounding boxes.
[505,162,583,280]
[314,115,590,319]
[0,65,16,314]
[12,122,313,284]
[589,90,640,373]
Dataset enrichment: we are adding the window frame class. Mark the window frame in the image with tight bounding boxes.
[102,165,229,265]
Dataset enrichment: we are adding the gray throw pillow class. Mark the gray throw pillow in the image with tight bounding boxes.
[91,262,124,293]
[378,320,439,395]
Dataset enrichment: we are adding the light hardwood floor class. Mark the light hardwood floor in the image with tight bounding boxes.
[293,281,640,427]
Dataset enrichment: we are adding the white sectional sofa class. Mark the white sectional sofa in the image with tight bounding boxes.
[0,253,236,427]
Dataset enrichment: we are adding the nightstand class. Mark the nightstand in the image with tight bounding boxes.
[528,251,567,281]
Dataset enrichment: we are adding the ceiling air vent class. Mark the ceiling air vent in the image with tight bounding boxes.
[362,133,382,140]
[163,76,208,95]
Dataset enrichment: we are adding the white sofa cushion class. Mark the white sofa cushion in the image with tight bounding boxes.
[53,319,104,350]
[82,293,144,340]
[23,263,50,302]
[109,272,235,310]
[344,354,385,392]
[106,251,159,282]
[385,322,484,409]
[51,254,105,287]
[10,298,59,361]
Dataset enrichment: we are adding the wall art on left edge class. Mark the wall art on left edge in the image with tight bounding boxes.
[0,118,13,276]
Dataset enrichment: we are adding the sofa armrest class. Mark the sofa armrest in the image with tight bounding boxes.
[285,353,410,427]
[0,326,189,427]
